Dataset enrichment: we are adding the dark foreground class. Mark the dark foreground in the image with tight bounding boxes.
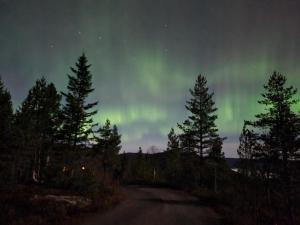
[80,186,220,225]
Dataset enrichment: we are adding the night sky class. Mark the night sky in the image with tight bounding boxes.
[1,0,300,157]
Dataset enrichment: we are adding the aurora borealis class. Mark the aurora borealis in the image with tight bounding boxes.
[1,0,300,157]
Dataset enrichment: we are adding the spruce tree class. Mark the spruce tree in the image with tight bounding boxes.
[178,74,223,158]
[61,54,98,148]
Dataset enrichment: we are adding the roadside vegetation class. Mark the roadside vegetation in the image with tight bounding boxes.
[120,73,300,225]
[0,54,122,225]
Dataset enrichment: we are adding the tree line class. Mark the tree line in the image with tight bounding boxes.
[164,72,300,224]
[121,74,229,191]
[120,72,300,224]
[0,54,300,223]
[0,54,121,193]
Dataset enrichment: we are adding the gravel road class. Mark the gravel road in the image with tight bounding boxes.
[80,186,220,225]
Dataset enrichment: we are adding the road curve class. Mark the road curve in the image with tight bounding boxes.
[80,186,220,225]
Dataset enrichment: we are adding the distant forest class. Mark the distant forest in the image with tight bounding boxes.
[0,54,299,225]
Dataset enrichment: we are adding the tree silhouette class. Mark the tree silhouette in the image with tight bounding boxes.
[238,72,300,224]
[178,74,223,158]
[237,122,259,177]
[111,124,122,153]
[95,119,122,173]
[15,78,61,182]
[166,128,180,151]
[61,53,98,148]
[250,72,300,181]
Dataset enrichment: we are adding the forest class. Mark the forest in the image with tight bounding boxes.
[0,54,300,225]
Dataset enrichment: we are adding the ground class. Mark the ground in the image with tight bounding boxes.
[79,186,220,225]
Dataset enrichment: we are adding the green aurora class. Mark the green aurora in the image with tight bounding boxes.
[1,0,300,157]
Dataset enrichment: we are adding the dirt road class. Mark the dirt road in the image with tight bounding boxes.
[80,186,220,225]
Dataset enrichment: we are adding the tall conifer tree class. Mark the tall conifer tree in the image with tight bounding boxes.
[178,74,224,158]
[15,78,61,182]
[238,72,300,224]
[242,72,300,180]
[61,54,98,147]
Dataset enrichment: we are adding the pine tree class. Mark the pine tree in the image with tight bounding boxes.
[178,74,223,158]
[251,72,300,180]
[238,72,300,224]
[14,78,61,182]
[16,78,61,137]
[61,53,98,148]
[0,77,13,182]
